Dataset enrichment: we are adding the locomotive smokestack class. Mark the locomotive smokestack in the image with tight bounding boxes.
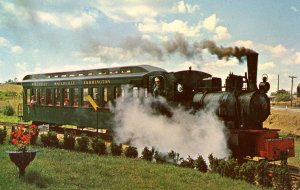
[247,52,258,91]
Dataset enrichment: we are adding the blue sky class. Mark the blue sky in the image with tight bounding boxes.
[0,0,300,93]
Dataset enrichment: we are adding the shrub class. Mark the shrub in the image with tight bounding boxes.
[124,146,138,158]
[271,165,292,190]
[63,131,76,150]
[223,158,239,179]
[167,150,181,165]
[239,161,257,184]
[110,142,122,156]
[141,147,155,161]
[208,153,221,173]
[91,137,106,155]
[154,151,167,163]
[194,155,207,173]
[0,126,7,144]
[255,160,272,187]
[77,134,90,152]
[29,125,39,145]
[40,131,59,147]
[3,105,15,116]
[180,156,194,168]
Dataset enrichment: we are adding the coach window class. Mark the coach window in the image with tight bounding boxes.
[31,89,37,98]
[62,88,70,106]
[46,89,52,105]
[30,89,37,105]
[69,88,74,106]
[40,89,46,105]
[133,87,139,98]
[73,88,79,107]
[115,86,122,99]
[54,88,60,106]
[103,87,111,107]
[103,87,108,107]
[92,88,100,105]
[26,89,31,105]
[82,88,89,107]
[36,89,40,105]
[92,88,98,100]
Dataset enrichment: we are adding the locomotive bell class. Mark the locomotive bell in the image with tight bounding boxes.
[259,74,270,93]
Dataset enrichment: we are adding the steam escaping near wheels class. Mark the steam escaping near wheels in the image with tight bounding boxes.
[110,87,231,160]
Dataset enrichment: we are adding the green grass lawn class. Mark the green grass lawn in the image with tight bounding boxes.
[288,140,300,166]
[0,144,265,190]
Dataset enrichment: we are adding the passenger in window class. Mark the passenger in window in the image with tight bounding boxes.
[40,96,45,104]
[30,95,37,106]
[64,98,69,106]
[152,77,164,97]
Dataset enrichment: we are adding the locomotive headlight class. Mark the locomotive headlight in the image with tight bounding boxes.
[177,83,183,92]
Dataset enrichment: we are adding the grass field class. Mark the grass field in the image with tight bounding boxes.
[0,143,265,190]
[0,84,298,189]
[0,84,22,117]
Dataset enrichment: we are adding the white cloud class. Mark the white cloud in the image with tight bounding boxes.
[36,11,61,27]
[0,36,23,54]
[0,1,31,21]
[94,1,160,22]
[137,18,161,33]
[15,62,29,71]
[172,1,200,14]
[82,57,101,63]
[33,49,40,54]
[213,26,231,41]
[290,6,299,12]
[74,45,133,63]
[203,14,218,31]
[138,19,201,37]
[0,36,10,47]
[66,12,98,29]
[204,58,239,68]
[0,59,4,66]
[258,61,275,70]
[291,52,300,64]
[11,46,23,54]
[36,11,97,30]
[177,61,200,70]
[232,40,254,49]
[268,44,288,57]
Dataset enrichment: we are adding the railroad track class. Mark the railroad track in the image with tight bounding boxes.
[0,121,22,127]
[289,165,300,187]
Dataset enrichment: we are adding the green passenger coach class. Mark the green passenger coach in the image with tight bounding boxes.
[21,65,168,129]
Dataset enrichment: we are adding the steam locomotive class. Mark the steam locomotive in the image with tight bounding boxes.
[21,52,294,161]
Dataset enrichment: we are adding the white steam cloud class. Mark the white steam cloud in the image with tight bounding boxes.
[110,87,230,160]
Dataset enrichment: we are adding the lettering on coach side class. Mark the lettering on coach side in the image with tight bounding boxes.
[32,82,48,86]
[83,80,111,85]
[54,81,75,86]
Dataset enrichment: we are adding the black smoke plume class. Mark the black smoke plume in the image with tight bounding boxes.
[199,40,256,62]
[123,33,256,63]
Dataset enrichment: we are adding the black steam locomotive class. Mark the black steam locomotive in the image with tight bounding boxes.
[168,52,294,160]
[21,52,294,161]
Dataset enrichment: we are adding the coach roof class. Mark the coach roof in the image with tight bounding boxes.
[22,65,166,83]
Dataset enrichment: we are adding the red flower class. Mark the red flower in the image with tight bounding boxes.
[10,124,38,152]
